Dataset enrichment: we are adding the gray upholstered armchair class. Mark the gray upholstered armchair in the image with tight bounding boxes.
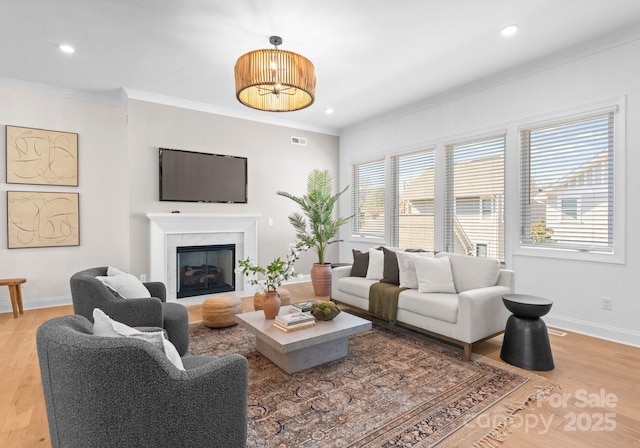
[70,267,189,355]
[37,315,249,448]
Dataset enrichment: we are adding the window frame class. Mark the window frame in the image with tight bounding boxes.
[515,97,626,264]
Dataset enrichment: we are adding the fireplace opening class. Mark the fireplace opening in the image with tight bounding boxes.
[176,244,235,298]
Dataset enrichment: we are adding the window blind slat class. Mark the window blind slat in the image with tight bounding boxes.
[445,136,506,261]
[520,113,614,252]
[352,159,385,238]
[390,149,435,249]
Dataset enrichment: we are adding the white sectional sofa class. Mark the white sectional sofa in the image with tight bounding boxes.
[331,249,514,360]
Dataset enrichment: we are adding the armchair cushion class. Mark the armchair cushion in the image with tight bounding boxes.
[96,266,151,299]
[92,308,184,370]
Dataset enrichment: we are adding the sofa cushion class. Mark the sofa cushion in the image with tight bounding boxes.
[381,247,400,285]
[336,276,379,298]
[398,289,458,323]
[365,248,384,280]
[414,256,456,294]
[351,249,369,277]
[96,266,151,299]
[396,251,435,289]
[92,308,184,370]
[436,252,500,293]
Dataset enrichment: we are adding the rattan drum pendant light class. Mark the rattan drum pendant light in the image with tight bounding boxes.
[234,36,315,112]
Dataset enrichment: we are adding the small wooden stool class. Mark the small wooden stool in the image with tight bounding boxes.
[277,288,291,306]
[0,278,26,318]
[202,295,242,328]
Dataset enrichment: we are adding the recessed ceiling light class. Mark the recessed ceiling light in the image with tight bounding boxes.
[501,24,519,37]
[324,108,334,115]
[59,44,76,54]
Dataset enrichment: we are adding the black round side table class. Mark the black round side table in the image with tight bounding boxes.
[500,294,555,371]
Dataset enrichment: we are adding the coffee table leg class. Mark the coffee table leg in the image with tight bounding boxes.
[256,338,349,374]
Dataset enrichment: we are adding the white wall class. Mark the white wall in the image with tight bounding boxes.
[338,35,640,346]
[126,100,339,280]
[0,92,339,313]
[0,87,129,309]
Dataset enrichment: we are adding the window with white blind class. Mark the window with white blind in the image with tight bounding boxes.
[520,113,614,253]
[444,136,505,261]
[351,159,385,238]
[390,149,435,250]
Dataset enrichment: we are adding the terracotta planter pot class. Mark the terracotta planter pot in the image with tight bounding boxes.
[262,290,281,319]
[254,288,290,310]
[310,263,332,297]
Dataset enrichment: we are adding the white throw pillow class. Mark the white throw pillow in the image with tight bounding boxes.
[396,251,435,289]
[92,309,184,370]
[96,266,151,299]
[414,256,457,294]
[365,248,384,280]
[437,253,501,293]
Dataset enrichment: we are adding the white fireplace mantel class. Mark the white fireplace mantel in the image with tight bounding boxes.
[147,213,260,301]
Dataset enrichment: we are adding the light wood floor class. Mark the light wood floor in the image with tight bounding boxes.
[1,282,639,447]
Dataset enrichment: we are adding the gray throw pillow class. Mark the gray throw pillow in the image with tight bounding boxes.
[381,247,400,285]
[351,249,369,277]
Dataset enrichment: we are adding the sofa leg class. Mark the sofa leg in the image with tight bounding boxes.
[463,343,472,361]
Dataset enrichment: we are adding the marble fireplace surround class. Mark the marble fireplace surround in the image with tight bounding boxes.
[147,213,260,302]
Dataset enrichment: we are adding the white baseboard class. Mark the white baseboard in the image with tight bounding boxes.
[0,295,72,314]
[545,314,640,348]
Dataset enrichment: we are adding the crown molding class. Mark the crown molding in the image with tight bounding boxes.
[0,77,339,136]
[123,88,339,136]
[0,76,127,107]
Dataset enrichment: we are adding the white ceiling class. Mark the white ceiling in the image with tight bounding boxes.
[2,0,640,135]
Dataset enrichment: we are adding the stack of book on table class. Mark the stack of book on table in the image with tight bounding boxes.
[289,300,315,313]
[274,312,316,332]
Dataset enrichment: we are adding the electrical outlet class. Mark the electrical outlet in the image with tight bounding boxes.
[602,297,613,311]
[268,218,273,226]
[140,274,147,283]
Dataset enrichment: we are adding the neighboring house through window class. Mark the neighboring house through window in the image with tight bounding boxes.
[560,197,579,220]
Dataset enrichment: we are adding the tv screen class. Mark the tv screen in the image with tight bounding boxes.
[159,148,247,203]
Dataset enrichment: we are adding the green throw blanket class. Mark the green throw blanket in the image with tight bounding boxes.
[368,282,408,322]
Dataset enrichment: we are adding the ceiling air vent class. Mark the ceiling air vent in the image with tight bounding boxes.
[291,136,308,146]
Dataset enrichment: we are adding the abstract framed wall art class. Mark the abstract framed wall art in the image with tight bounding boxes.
[7,191,80,248]
[6,125,78,186]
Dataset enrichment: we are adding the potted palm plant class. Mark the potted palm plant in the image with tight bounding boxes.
[277,169,352,297]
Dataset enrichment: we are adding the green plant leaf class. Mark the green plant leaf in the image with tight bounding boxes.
[277,169,352,265]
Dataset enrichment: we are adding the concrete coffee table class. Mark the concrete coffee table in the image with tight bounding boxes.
[235,305,372,374]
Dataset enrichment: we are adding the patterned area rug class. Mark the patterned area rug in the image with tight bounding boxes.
[189,320,552,447]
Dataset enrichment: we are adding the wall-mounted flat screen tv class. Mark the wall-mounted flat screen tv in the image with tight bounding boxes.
[159,148,247,203]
